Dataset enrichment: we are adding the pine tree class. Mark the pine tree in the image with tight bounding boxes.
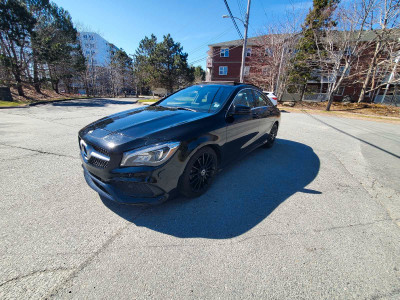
[288,0,340,87]
[193,66,205,83]
[133,34,193,94]
[23,0,51,93]
[0,0,36,96]
[151,34,193,93]
[110,49,133,96]
[34,2,83,93]
[133,34,157,94]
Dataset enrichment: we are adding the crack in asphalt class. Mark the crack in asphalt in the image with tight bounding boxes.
[370,288,400,300]
[0,267,74,288]
[0,111,76,128]
[0,216,393,293]
[44,207,149,299]
[0,152,41,162]
[303,111,400,159]
[235,218,392,245]
[332,152,400,229]
[0,143,79,160]
[95,218,392,251]
[304,112,400,229]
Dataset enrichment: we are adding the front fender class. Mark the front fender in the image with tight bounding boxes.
[177,129,225,167]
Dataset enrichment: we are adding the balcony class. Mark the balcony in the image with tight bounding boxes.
[206,57,213,68]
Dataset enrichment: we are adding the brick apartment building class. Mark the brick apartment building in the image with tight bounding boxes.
[206,37,260,83]
[206,31,400,103]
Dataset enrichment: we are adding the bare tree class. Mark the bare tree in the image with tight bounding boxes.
[357,0,400,102]
[309,0,399,110]
[246,3,306,96]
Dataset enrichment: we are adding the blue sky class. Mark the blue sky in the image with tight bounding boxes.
[54,0,312,68]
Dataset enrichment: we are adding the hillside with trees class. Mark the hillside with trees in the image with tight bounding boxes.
[0,0,203,103]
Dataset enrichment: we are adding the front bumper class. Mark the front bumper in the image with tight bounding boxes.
[83,166,169,205]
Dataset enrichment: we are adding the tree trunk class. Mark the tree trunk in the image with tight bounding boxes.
[326,92,334,111]
[32,60,41,93]
[8,40,24,96]
[15,78,24,97]
[299,83,306,102]
[52,79,59,93]
[85,80,90,97]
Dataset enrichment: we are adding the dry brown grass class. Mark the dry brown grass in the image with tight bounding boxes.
[279,101,400,119]
[9,84,87,104]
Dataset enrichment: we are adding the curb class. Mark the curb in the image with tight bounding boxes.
[0,97,92,109]
[281,107,400,122]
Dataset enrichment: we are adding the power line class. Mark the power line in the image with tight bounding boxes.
[223,0,243,40]
[237,0,245,20]
[186,27,233,56]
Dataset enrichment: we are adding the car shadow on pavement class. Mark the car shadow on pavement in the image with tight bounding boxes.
[51,98,138,107]
[101,139,321,239]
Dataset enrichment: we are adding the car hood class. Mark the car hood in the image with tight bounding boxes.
[80,105,211,141]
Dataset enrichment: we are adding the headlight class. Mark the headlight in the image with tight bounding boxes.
[120,142,180,167]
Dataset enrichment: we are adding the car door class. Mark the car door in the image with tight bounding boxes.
[224,88,262,161]
[253,90,275,142]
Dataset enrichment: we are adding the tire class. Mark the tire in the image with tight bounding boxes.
[179,147,218,198]
[263,122,278,148]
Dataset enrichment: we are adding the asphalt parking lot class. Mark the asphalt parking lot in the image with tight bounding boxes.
[1,98,400,299]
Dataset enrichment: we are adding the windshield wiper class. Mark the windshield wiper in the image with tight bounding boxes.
[160,105,197,112]
[175,107,197,112]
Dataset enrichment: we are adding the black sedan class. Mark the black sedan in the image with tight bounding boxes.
[79,83,281,205]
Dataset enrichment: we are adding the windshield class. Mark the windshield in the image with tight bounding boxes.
[157,85,224,113]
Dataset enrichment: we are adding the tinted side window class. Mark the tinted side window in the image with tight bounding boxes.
[232,89,256,108]
[253,90,273,107]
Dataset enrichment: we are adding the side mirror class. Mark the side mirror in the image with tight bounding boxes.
[233,104,251,115]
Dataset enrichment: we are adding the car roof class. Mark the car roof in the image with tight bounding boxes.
[196,82,262,90]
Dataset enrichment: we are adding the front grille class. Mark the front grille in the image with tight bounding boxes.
[92,144,109,156]
[79,139,110,169]
[88,156,109,168]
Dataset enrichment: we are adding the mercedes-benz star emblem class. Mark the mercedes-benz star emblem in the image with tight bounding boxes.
[80,140,89,160]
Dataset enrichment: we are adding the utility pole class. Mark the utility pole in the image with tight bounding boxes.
[275,46,285,95]
[240,0,251,83]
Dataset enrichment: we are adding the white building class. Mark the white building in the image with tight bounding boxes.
[79,32,118,67]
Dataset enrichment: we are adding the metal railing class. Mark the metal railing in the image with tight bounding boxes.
[302,93,330,102]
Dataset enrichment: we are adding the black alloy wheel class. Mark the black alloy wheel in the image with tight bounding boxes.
[179,147,217,198]
[264,123,278,148]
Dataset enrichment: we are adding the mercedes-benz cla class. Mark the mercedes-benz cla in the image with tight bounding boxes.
[79,84,281,205]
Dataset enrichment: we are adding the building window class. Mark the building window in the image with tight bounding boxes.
[219,66,228,76]
[85,50,90,55]
[89,35,94,40]
[91,50,95,55]
[262,66,268,75]
[244,66,250,76]
[83,35,87,39]
[338,65,350,76]
[265,48,273,56]
[335,86,345,96]
[246,47,252,57]
[220,48,229,57]
[344,46,352,56]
